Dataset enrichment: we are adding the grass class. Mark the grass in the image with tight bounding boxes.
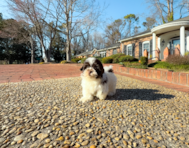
[123,61,148,69]
[148,61,189,72]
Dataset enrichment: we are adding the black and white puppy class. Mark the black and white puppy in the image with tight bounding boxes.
[80,57,117,103]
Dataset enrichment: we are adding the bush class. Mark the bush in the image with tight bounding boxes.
[96,57,103,62]
[109,53,125,59]
[185,52,189,56]
[39,62,44,64]
[119,55,135,62]
[109,53,125,63]
[102,57,113,63]
[71,58,81,63]
[60,60,67,64]
[166,55,189,65]
[152,61,189,71]
[81,58,86,63]
[123,62,147,69]
[140,56,148,65]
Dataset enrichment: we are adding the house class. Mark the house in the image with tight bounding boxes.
[76,16,189,60]
[75,43,121,58]
[119,16,189,61]
[76,48,98,58]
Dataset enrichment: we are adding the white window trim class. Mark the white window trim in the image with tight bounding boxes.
[127,44,132,56]
[142,41,150,56]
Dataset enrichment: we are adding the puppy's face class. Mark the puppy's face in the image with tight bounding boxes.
[80,57,104,79]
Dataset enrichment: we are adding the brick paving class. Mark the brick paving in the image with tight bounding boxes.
[0,64,81,83]
[0,64,188,93]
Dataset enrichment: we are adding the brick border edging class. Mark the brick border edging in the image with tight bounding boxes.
[103,64,189,87]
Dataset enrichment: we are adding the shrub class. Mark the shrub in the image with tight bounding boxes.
[153,61,189,71]
[123,62,147,69]
[39,62,44,64]
[109,53,125,59]
[140,56,148,65]
[113,57,120,63]
[119,55,135,62]
[102,57,113,63]
[185,52,189,56]
[60,60,67,64]
[96,57,103,62]
[109,53,125,63]
[81,58,86,63]
[71,58,81,63]
[166,55,189,65]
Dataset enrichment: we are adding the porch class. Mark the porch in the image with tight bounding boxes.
[151,17,189,60]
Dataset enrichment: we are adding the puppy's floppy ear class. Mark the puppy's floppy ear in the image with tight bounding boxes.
[80,66,84,71]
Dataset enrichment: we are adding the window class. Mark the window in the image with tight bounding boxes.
[94,52,98,57]
[124,45,127,54]
[113,49,117,55]
[142,41,150,58]
[143,43,150,52]
[127,45,132,56]
[100,51,106,57]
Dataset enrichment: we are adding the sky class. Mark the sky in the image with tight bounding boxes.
[1,0,188,33]
[0,0,151,33]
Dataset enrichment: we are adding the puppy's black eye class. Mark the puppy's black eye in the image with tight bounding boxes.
[80,62,90,71]
[80,67,83,71]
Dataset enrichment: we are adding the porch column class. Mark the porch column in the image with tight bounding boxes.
[158,37,161,50]
[186,31,189,52]
[153,33,156,59]
[122,43,124,54]
[180,26,185,56]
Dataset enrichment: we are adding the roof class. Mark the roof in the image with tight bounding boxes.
[105,42,120,49]
[120,16,189,42]
[76,48,98,56]
[166,16,189,24]
[120,30,151,41]
[151,16,189,34]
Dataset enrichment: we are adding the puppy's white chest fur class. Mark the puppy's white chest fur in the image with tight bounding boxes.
[81,77,106,95]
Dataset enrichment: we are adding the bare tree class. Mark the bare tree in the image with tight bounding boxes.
[7,0,63,63]
[143,17,157,30]
[55,0,103,61]
[146,0,185,24]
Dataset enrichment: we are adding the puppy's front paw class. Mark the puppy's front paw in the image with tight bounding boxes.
[79,97,92,103]
[79,97,88,103]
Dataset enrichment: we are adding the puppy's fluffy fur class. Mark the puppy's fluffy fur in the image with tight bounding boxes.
[80,57,117,103]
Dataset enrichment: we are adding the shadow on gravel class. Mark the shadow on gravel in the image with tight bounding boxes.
[106,89,175,101]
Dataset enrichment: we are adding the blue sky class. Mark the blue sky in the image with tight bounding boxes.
[1,0,188,33]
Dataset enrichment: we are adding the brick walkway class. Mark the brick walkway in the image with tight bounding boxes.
[0,64,188,93]
[0,64,81,83]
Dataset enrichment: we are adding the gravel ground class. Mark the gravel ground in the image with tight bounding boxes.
[0,75,189,148]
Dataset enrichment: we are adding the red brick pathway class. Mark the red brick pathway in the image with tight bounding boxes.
[0,64,188,94]
[0,64,81,83]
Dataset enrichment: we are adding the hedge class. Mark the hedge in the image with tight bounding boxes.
[71,58,82,63]
[102,57,113,63]
[140,56,148,65]
[119,55,135,62]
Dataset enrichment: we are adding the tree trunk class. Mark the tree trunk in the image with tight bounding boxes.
[48,48,51,62]
[42,47,48,63]
[40,41,48,63]
[30,37,34,64]
[66,40,71,61]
